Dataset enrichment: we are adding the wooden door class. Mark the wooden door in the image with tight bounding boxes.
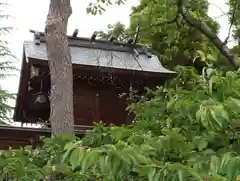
[73,85,96,126]
[97,87,127,126]
[73,83,128,126]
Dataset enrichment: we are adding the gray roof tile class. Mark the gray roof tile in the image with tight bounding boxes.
[24,41,175,74]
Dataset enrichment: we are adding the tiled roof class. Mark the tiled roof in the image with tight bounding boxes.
[24,38,175,74]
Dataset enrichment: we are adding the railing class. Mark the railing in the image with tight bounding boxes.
[0,124,93,135]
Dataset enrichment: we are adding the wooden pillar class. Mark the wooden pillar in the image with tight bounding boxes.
[95,93,100,122]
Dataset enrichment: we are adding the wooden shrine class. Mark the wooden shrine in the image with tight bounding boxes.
[0,29,174,149]
[14,30,174,127]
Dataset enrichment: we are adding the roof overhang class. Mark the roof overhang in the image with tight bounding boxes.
[24,30,175,76]
[13,48,29,122]
[24,40,175,76]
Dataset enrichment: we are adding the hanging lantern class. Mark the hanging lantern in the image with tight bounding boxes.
[29,79,50,111]
[31,92,49,110]
[34,92,48,104]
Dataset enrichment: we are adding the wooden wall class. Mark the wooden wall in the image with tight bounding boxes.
[23,77,130,126]
[73,81,128,126]
[23,64,165,126]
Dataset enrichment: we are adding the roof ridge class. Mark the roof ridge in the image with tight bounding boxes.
[29,29,145,49]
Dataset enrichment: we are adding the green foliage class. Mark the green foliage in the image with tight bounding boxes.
[96,22,129,41]
[127,0,220,68]
[0,89,15,123]
[86,0,126,15]
[0,2,16,124]
[228,0,240,40]
[1,68,240,180]
[92,0,239,71]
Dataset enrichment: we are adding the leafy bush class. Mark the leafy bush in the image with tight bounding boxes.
[1,67,240,181]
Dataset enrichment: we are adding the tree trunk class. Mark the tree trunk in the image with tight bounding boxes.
[45,0,74,135]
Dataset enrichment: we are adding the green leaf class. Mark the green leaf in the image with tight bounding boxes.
[207,54,216,61]
[226,159,238,180]
[148,168,156,181]
[210,105,229,129]
[167,96,177,109]
[111,154,122,175]
[55,163,72,174]
[196,50,206,62]
[83,150,100,170]
[64,142,76,150]
[178,170,184,181]
[153,170,161,181]
[62,148,72,163]
[210,156,219,173]
[69,148,85,170]
[86,7,91,14]
[139,166,151,176]
[119,151,132,165]
[131,135,144,145]
[198,139,208,151]
[99,155,106,172]
[168,163,202,181]
[229,97,240,108]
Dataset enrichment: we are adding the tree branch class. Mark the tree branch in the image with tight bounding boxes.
[212,13,228,20]
[137,0,238,69]
[223,6,236,45]
[208,2,226,16]
[177,0,239,69]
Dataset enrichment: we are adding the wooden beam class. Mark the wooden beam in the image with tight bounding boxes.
[0,125,92,149]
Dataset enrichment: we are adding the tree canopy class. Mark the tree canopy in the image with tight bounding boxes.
[92,0,239,70]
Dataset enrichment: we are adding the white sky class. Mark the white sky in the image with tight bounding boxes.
[0,0,235,123]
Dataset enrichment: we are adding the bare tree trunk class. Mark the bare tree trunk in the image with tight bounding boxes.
[45,0,74,135]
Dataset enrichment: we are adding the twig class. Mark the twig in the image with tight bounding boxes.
[223,6,236,45]
[212,13,228,20]
[208,2,226,15]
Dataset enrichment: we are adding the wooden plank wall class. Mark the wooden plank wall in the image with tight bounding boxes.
[73,82,128,126]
